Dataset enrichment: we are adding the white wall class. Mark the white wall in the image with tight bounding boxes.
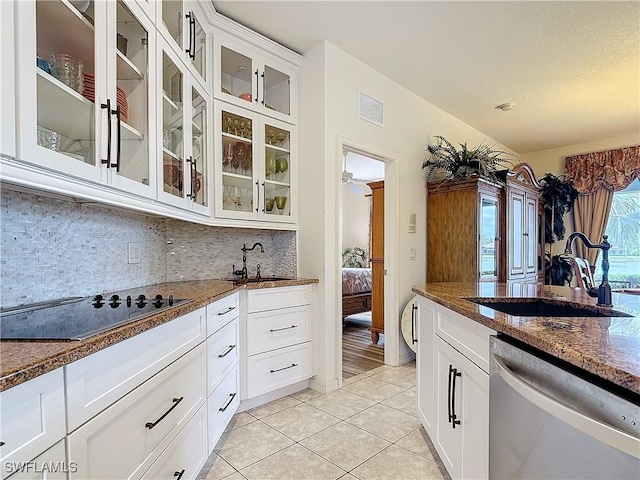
[299,41,511,391]
[341,182,371,255]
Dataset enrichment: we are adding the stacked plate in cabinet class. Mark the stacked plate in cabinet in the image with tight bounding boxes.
[82,73,128,123]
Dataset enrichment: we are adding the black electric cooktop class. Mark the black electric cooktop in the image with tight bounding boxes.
[0,291,192,341]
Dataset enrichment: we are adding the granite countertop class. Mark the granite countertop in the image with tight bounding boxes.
[412,282,640,396]
[0,277,318,392]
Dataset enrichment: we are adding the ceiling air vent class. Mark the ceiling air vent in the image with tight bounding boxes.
[358,90,384,127]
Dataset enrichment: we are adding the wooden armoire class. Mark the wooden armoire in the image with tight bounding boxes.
[368,181,384,344]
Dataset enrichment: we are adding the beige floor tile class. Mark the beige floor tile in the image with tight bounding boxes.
[197,452,237,480]
[246,396,302,419]
[300,422,390,471]
[291,388,323,401]
[396,427,443,464]
[343,372,369,385]
[261,403,341,441]
[345,404,421,442]
[381,389,417,417]
[370,366,416,388]
[338,474,359,479]
[224,412,257,432]
[307,389,377,419]
[350,444,444,480]
[214,421,294,470]
[366,365,391,375]
[220,474,247,480]
[342,377,406,403]
[240,444,346,480]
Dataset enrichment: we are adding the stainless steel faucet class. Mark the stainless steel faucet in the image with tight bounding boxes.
[233,243,264,279]
[564,233,612,307]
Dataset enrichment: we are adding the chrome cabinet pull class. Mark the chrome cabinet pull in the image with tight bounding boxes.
[217,306,236,316]
[174,469,185,480]
[269,325,298,332]
[270,363,297,373]
[411,304,418,344]
[219,392,237,412]
[145,396,183,429]
[218,345,236,358]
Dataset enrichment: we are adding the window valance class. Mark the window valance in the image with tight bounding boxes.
[564,145,640,194]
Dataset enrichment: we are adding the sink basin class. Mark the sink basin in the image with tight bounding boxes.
[231,277,294,285]
[466,297,632,318]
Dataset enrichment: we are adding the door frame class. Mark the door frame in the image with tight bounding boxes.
[336,137,400,387]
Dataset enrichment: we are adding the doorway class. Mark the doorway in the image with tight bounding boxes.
[340,150,385,379]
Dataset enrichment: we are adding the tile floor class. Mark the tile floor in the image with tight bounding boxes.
[198,362,450,480]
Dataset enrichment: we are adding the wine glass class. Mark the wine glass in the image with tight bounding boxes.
[265,151,276,180]
[276,132,287,148]
[223,143,234,172]
[275,156,289,182]
[265,197,275,213]
[229,186,244,210]
[223,185,231,208]
[275,195,287,215]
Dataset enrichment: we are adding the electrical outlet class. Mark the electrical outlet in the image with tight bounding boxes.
[128,242,141,264]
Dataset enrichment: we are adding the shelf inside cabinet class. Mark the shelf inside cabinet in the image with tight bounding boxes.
[221,132,252,144]
[121,121,143,141]
[163,147,181,161]
[162,91,181,112]
[37,0,95,73]
[116,50,143,80]
[222,171,253,181]
[265,144,289,154]
[264,179,290,187]
[162,93,183,130]
[37,69,93,141]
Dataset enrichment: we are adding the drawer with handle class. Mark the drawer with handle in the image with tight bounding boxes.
[206,293,239,336]
[246,342,312,399]
[207,317,239,395]
[208,365,240,453]
[67,343,206,480]
[246,305,310,355]
[247,285,312,313]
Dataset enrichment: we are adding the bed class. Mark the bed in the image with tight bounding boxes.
[341,268,373,317]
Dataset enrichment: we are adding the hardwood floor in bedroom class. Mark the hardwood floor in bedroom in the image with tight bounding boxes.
[342,313,384,379]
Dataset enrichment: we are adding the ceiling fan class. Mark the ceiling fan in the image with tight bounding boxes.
[341,153,367,193]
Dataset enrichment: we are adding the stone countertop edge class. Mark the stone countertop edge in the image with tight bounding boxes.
[0,278,319,392]
[412,282,640,397]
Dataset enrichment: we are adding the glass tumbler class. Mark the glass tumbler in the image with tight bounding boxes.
[50,54,84,94]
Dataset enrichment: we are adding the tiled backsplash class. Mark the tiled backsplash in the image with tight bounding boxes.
[1,189,296,307]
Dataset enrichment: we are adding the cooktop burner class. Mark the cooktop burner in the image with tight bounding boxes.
[0,292,193,341]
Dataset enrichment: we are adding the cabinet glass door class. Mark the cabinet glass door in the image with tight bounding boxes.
[161,51,185,199]
[479,196,499,280]
[161,0,184,49]
[262,64,290,117]
[263,122,291,219]
[113,0,150,189]
[190,86,207,208]
[220,108,255,216]
[33,0,97,175]
[189,10,206,82]
[220,46,254,106]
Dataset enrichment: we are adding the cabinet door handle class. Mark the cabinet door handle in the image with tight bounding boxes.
[219,392,237,412]
[112,105,121,171]
[447,364,453,424]
[255,180,260,212]
[411,304,418,344]
[261,71,265,105]
[218,345,236,358]
[184,12,192,56]
[145,396,184,429]
[0,441,4,447]
[451,368,462,429]
[101,99,112,167]
[174,469,185,480]
[269,325,298,332]
[217,306,236,316]
[190,13,196,60]
[254,69,259,103]
[186,156,195,200]
[270,363,297,373]
[262,181,266,213]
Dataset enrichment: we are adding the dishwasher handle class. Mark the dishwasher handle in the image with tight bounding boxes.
[493,354,640,460]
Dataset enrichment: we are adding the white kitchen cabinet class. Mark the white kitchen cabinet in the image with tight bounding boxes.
[15,0,156,199]
[0,369,66,480]
[4,441,67,480]
[157,37,212,216]
[207,365,240,453]
[213,102,296,224]
[415,296,436,437]
[0,1,16,160]
[214,35,296,125]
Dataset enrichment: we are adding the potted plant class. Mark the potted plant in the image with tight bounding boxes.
[545,252,574,286]
[422,136,516,185]
[342,247,367,268]
[538,173,579,243]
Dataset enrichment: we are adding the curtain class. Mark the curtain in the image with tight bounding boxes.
[565,145,639,266]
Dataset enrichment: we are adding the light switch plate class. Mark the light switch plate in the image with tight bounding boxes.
[128,242,141,264]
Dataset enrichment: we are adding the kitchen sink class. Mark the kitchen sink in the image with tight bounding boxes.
[466,297,632,318]
[231,276,295,285]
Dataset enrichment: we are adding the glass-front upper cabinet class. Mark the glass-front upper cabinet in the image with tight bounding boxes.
[214,38,296,124]
[158,38,210,215]
[214,102,295,224]
[478,194,500,281]
[16,0,154,198]
[158,0,208,89]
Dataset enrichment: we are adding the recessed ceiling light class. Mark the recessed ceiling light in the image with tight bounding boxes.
[495,102,515,112]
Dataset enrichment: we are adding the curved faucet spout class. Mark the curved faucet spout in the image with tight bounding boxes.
[563,232,612,307]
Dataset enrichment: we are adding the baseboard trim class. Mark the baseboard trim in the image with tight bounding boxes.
[237,379,310,412]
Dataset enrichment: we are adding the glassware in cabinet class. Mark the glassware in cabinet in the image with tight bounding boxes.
[263,123,291,219]
[161,51,185,200]
[189,86,208,208]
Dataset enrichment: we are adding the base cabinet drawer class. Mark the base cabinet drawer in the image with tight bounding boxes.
[246,305,310,355]
[206,294,239,336]
[66,308,206,432]
[208,365,239,453]
[67,344,206,480]
[206,318,239,395]
[0,369,65,480]
[4,440,67,480]
[246,343,311,399]
[247,285,312,313]
[141,406,207,480]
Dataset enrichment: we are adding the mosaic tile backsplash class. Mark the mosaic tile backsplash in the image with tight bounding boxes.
[1,189,297,307]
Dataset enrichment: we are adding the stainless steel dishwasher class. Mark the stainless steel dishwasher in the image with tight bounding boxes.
[489,336,640,479]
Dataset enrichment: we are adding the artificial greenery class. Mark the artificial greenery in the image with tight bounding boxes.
[422,136,515,185]
[544,252,574,286]
[538,173,579,243]
[342,247,368,268]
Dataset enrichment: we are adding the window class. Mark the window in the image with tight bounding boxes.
[599,178,640,288]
